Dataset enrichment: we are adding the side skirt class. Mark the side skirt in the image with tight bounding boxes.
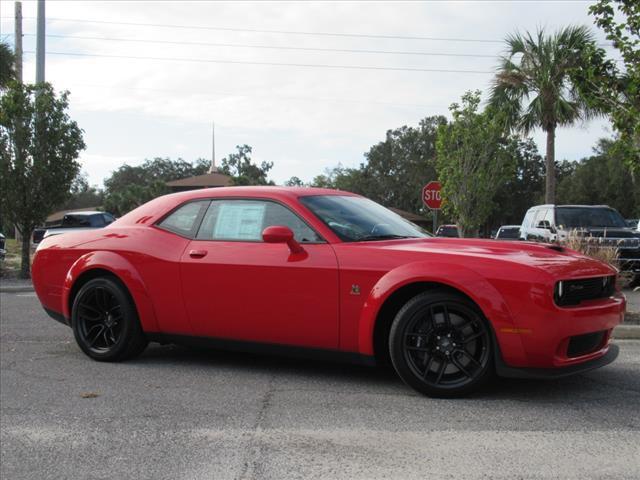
[44,307,70,327]
[146,333,377,367]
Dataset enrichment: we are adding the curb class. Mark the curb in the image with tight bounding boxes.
[0,285,35,293]
[614,324,640,339]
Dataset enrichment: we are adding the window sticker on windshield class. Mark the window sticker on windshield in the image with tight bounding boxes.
[214,203,266,240]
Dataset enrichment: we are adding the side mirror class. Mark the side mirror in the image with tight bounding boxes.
[262,226,304,254]
[537,220,551,230]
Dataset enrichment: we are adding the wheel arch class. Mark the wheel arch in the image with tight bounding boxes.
[63,251,159,332]
[358,261,527,366]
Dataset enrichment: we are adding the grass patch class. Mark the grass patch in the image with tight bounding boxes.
[1,238,28,279]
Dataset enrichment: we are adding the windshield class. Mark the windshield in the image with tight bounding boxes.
[556,207,627,229]
[299,195,430,242]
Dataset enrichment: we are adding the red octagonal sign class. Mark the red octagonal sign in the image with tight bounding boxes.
[422,181,442,210]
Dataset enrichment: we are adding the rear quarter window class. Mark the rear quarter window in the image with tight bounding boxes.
[157,201,209,237]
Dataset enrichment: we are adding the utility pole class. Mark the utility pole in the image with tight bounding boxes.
[209,121,217,173]
[14,2,23,82]
[36,0,45,84]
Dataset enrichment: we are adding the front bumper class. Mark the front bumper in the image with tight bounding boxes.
[496,343,619,379]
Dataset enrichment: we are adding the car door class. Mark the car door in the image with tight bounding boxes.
[179,198,340,349]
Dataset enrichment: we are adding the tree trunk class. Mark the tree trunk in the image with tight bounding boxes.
[20,230,31,279]
[545,127,556,204]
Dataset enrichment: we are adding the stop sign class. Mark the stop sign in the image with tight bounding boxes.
[422,181,442,210]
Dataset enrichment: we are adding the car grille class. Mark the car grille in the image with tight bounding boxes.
[567,331,607,357]
[554,276,615,307]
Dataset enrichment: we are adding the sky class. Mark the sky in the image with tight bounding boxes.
[0,0,618,188]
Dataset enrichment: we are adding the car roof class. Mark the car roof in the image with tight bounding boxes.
[499,225,520,229]
[528,204,613,210]
[115,186,359,227]
[64,210,104,216]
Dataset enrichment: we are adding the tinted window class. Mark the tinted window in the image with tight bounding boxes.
[103,213,115,225]
[158,201,208,236]
[556,207,627,228]
[196,200,322,243]
[89,214,106,227]
[299,195,428,242]
[497,228,520,239]
[62,215,87,227]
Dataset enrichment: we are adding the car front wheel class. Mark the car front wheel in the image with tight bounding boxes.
[389,290,493,397]
[71,277,148,361]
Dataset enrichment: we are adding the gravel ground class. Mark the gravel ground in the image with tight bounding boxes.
[1,291,640,479]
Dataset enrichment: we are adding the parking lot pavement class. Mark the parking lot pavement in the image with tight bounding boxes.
[1,292,639,480]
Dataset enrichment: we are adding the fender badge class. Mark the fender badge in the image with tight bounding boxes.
[350,284,361,295]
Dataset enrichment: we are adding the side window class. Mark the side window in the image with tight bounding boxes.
[158,201,208,237]
[196,200,323,243]
[533,209,547,227]
[90,215,106,227]
[103,213,115,225]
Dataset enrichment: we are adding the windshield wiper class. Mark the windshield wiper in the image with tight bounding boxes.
[358,234,416,241]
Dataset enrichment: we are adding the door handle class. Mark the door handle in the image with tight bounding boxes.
[189,249,207,258]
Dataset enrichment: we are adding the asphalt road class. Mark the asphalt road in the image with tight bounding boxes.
[1,292,639,480]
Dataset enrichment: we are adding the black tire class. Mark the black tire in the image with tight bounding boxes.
[389,290,493,398]
[71,277,148,362]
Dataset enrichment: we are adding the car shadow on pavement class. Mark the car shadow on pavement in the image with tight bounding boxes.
[130,342,640,402]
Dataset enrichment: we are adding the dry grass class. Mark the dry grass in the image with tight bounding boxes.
[0,239,23,278]
[562,230,620,268]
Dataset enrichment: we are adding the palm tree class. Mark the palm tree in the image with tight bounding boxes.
[490,26,601,204]
[0,42,16,89]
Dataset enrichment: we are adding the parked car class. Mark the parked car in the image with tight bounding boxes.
[435,224,459,238]
[32,188,624,397]
[495,225,521,240]
[520,204,640,279]
[0,232,6,261]
[41,211,116,240]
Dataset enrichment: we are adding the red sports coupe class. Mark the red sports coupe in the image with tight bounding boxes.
[32,187,626,397]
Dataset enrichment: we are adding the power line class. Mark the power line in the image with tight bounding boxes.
[16,16,507,43]
[16,33,499,59]
[23,50,494,74]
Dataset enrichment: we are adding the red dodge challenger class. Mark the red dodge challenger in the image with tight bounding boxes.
[32,187,626,397]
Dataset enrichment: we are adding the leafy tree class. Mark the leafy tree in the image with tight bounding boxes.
[0,42,15,89]
[571,0,639,173]
[557,137,640,217]
[486,138,546,230]
[219,144,274,186]
[103,157,210,215]
[0,83,85,277]
[284,176,304,187]
[309,117,446,217]
[436,91,514,237]
[490,26,602,203]
[59,172,104,210]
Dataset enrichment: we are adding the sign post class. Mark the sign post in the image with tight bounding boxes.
[422,181,442,234]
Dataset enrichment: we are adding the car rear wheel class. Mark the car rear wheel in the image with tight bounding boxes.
[71,277,148,361]
[389,290,493,397]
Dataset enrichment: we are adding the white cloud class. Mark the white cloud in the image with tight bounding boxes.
[2,0,614,186]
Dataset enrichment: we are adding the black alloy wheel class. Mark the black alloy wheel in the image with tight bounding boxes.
[72,277,148,361]
[389,290,493,397]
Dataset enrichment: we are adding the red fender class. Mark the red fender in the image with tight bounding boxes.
[62,251,159,332]
[357,261,528,366]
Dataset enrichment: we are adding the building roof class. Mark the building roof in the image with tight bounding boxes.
[166,172,232,188]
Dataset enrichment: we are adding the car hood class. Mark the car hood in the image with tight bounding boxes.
[362,237,616,279]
